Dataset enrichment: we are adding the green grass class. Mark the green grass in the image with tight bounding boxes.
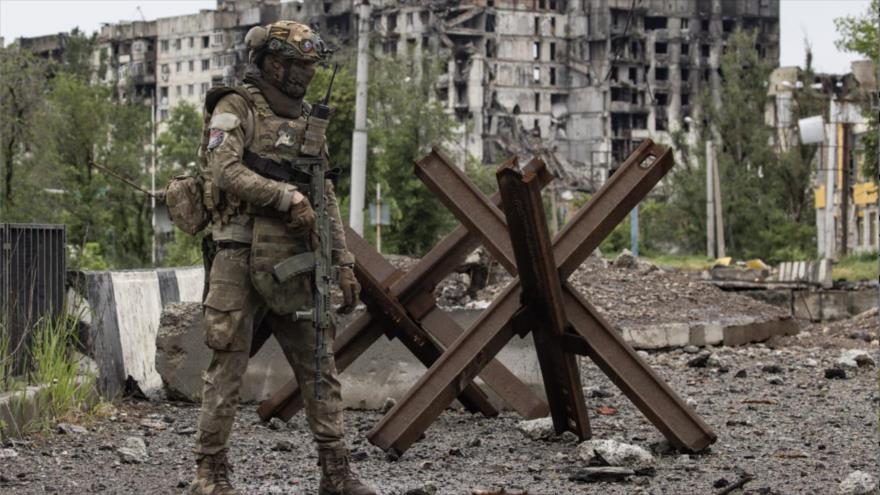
[640,253,714,272]
[0,309,97,439]
[834,252,879,282]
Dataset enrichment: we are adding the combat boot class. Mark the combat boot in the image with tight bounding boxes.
[188,452,238,495]
[318,447,377,495]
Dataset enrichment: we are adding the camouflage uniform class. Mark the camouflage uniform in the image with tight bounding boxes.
[189,21,374,495]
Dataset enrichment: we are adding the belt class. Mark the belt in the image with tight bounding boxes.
[215,240,250,250]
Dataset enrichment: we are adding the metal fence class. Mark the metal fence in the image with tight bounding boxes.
[0,224,67,372]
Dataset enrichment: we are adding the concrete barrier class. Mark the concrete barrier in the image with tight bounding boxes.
[70,265,801,409]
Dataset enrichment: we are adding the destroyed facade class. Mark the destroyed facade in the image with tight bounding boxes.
[13,0,781,189]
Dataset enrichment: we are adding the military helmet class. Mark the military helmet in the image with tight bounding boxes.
[245,21,327,63]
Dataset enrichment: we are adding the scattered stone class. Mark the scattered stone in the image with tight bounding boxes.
[516,417,555,441]
[824,368,848,380]
[613,249,638,269]
[706,353,727,368]
[683,345,700,354]
[734,369,748,378]
[267,417,285,430]
[761,364,783,374]
[448,447,464,457]
[713,478,729,489]
[139,419,167,431]
[848,331,872,342]
[836,349,874,369]
[766,376,784,385]
[0,448,18,459]
[404,485,437,495]
[577,439,655,468]
[803,358,818,368]
[838,471,879,495]
[56,423,88,435]
[467,438,482,448]
[271,440,294,452]
[855,354,875,368]
[687,351,710,368]
[117,437,148,464]
[559,431,580,443]
[569,466,634,483]
[174,426,197,436]
[649,438,675,455]
[350,450,368,462]
[381,397,397,414]
[585,386,614,399]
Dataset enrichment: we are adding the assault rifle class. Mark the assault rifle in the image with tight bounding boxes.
[271,64,338,401]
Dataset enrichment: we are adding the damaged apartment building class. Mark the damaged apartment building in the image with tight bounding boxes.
[16,0,779,190]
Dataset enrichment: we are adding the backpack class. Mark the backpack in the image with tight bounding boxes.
[164,85,255,235]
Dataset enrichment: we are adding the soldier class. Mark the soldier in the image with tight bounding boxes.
[189,21,375,495]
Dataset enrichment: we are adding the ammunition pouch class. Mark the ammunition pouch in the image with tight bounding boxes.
[165,175,210,235]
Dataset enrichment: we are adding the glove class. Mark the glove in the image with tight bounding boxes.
[337,265,360,314]
[287,196,316,232]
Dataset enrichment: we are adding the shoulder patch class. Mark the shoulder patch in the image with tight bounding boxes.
[207,129,226,150]
[209,112,241,131]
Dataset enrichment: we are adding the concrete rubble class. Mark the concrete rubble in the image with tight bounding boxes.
[576,439,655,468]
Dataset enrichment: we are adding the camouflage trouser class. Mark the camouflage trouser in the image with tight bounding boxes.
[194,246,344,456]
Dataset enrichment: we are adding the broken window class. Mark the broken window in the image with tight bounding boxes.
[420,11,429,26]
[681,93,690,106]
[550,17,556,34]
[655,42,667,55]
[533,66,541,83]
[406,12,413,27]
[655,67,669,81]
[551,93,567,106]
[383,40,397,55]
[533,119,541,136]
[629,67,637,81]
[656,116,668,131]
[549,42,556,61]
[387,13,397,32]
[702,68,711,81]
[701,19,709,32]
[634,113,647,129]
[539,0,546,9]
[202,36,210,48]
[701,44,710,58]
[550,0,558,10]
[681,18,689,31]
[655,92,668,106]
[550,67,557,85]
[533,42,541,60]
[485,39,496,57]
[535,92,541,111]
[722,19,734,33]
[630,41,640,59]
[645,16,668,30]
[611,87,629,102]
[681,67,690,81]
[534,17,540,35]
[681,43,689,56]
[610,66,618,81]
[631,91,638,104]
[486,14,496,32]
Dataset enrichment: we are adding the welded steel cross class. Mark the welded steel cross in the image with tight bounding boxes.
[367,141,718,457]
[254,161,554,423]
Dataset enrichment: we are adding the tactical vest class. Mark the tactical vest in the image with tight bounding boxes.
[201,84,313,223]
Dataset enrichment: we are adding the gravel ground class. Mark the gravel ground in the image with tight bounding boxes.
[435,253,788,326]
[1,330,877,495]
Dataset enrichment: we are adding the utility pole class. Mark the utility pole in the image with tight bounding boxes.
[706,140,715,258]
[841,123,851,256]
[349,0,371,235]
[712,145,726,258]
[630,205,639,257]
[150,94,157,265]
[824,98,837,260]
[375,182,382,254]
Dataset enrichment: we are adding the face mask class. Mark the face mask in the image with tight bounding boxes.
[262,54,315,99]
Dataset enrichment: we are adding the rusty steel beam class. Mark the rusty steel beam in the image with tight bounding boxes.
[497,162,590,440]
[368,140,717,455]
[562,285,717,451]
[258,157,553,422]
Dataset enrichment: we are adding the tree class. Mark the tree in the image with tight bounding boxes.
[660,30,816,261]
[366,56,458,255]
[0,47,48,215]
[835,0,879,179]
